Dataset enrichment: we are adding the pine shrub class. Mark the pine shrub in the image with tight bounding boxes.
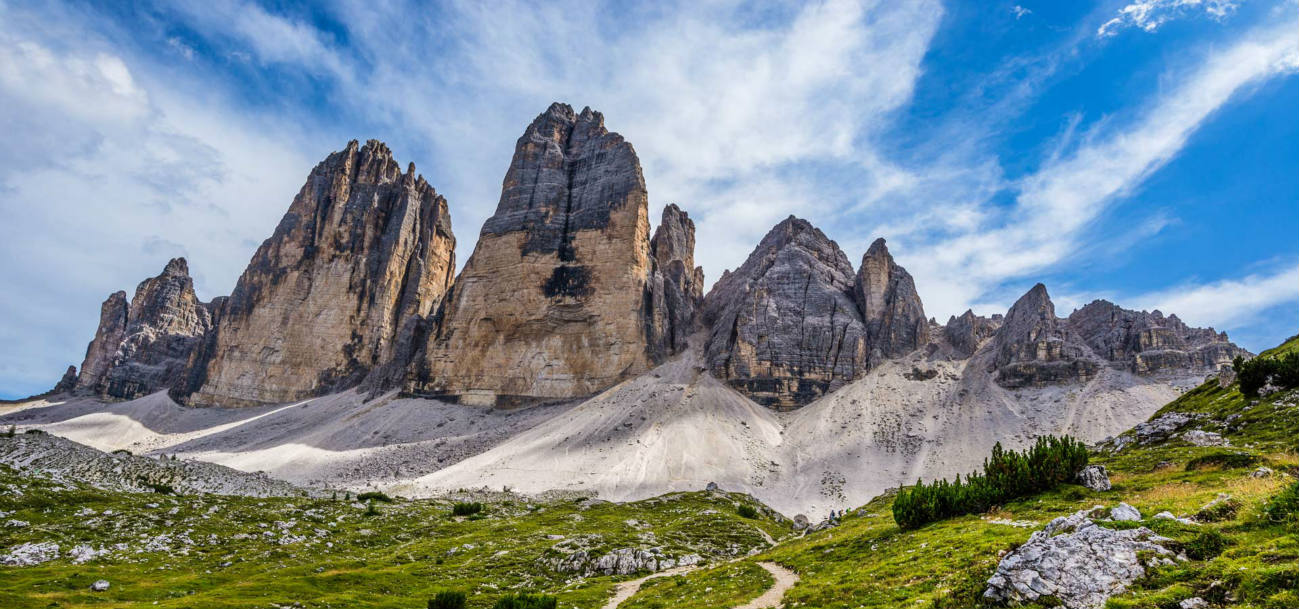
[1234,353,1299,397]
[490,593,558,609]
[452,501,484,516]
[428,590,467,609]
[737,504,759,519]
[358,491,393,503]
[1262,479,1299,524]
[892,435,1089,530]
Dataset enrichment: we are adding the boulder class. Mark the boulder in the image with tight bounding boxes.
[1251,466,1275,478]
[1,541,59,566]
[984,508,1178,608]
[1179,597,1208,609]
[792,514,811,531]
[1182,430,1228,447]
[702,217,866,409]
[411,104,686,406]
[192,140,456,407]
[1077,465,1112,492]
[853,238,927,363]
[90,580,110,592]
[1110,503,1141,521]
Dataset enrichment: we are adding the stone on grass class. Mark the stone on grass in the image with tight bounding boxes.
[984,508,1178,609]
[1111,503,1141,522]
[1077,465,1112,491]
[1179,597,1208,609]
[90,580,110,592]
[1,541,59,566]
[1182,430,1227,447]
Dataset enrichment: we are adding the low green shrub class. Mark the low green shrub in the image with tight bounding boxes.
[1185,452,1261,471]
[145,482,175,495]
[1261,479,1299,524]
[736,504,759,519]
[358,491,393,503]
[452,501,483,516]
[1194,497,1241,523]
[892,436,1088,530]
[428,590,467,609]
[1184,529,1228,560]
[490,593,557,609]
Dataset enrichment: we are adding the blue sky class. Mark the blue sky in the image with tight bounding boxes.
[1,0,1296,399]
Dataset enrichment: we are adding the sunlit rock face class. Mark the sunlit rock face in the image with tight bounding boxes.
[410,103,696,407]
[191,140,456,407]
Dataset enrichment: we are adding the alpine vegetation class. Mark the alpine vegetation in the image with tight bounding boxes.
[892,436,1089,529]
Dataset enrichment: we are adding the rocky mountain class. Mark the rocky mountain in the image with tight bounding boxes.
[408,103,695,406]
[190,140,456,407]
[990,283,1100,388]
[702,217,867,410]
[943,310,1002,358]
[75,258,217,400]
[645,204,705,358]
[1068,300,1246,375]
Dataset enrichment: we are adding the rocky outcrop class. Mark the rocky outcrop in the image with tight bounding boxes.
[410,103,691,406]
[854,238,927,363]
[991,284,1099,388]
[984,507,1179,609]
[645,204,705,359]
[944,310,1001,358]
[703,217,866,410]
[189,140,455,407]
[51,366,78,394]
[1067,300,1248,375]
[75,258,216,400]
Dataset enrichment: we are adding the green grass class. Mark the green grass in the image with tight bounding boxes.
[0,465,790,609]
[621,561,773,609]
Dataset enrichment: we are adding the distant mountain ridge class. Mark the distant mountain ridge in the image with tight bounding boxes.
[56,102,1247,411]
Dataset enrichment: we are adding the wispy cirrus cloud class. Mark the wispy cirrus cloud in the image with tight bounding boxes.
[1098,0,1240,37]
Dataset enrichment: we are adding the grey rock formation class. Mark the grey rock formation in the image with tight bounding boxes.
[991,284,1098,388]
[854,238,928,362]
[1182,430,1227,447]
[1068,300,1248,375]
[193,140,456,407]
[51,366,77,394]
[1110,502,1141,521]
[1077,465,1112,492]
[646,204,705,359]
[702,217,867,409]
[944,310,1001,358]
[411,103,681,406]
[75,258,217,400]
[984,507,1178,608]
[90,580,110,592]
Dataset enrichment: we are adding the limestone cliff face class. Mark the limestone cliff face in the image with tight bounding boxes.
[410,103,689,406]
[190,140,455,407]
[703,217,867,410]
[943,310,1002,358]
[645,204,705,359]
[854,238,928,363]
[991,284,1098,388]
[1067,300,1248,375]
[75,258,216,399]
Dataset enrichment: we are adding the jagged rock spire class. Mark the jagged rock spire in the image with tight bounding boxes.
[854,238,928,363]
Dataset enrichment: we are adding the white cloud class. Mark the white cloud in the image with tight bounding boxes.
[1098,0,1239,37]
[1012,5,1032,19]
[1127,263,1299,329]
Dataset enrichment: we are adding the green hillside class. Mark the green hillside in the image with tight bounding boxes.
[3,341,1298,609]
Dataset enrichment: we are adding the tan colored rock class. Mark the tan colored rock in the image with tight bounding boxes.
[190,140,455,407]
[854,238,928,363]
[410,103,681,406]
